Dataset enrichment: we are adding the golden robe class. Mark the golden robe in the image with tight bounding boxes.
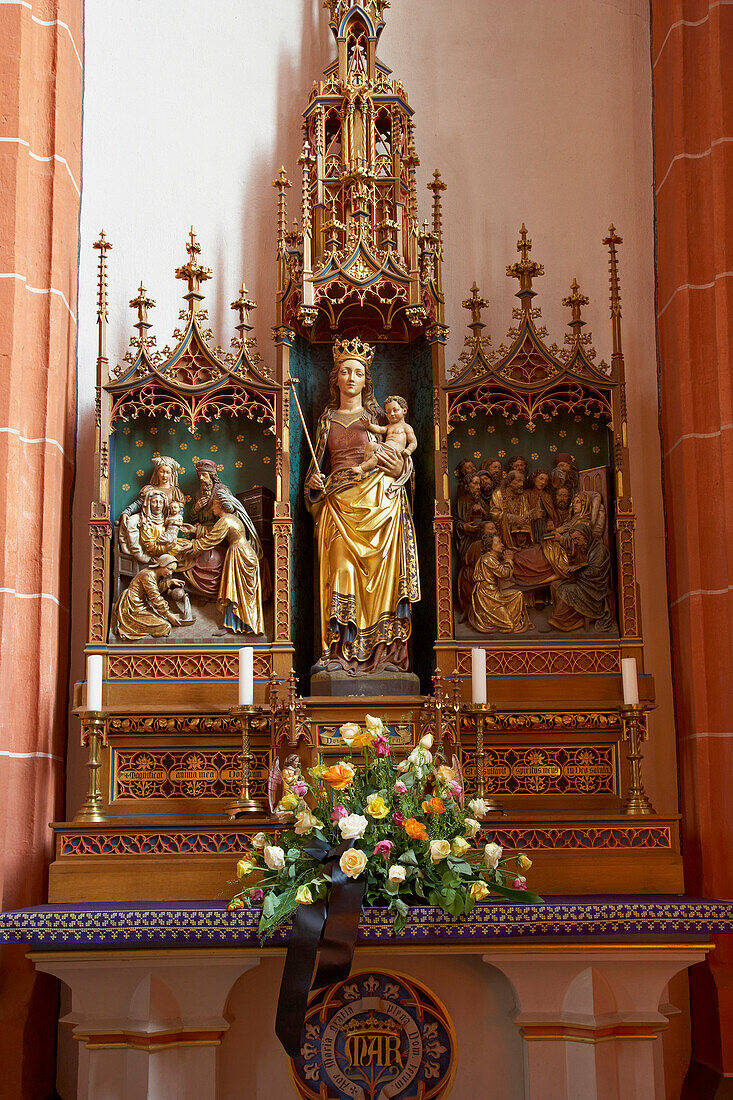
[113,569,174,641]
[468,551,530,633]
[178,514,263,635]
[490,487,532,549]
[306,417,420,669]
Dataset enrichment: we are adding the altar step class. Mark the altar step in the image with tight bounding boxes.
[47,812,683,902]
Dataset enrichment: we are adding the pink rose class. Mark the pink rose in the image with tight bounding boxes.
[393,810,404,827]
[373,733,390,757]
[330,804,348,822]
[373,839,393,860]
[292,780,307,797]
[449,782,463,799]
[393,781,407,796]
[512,876,527,890]
[249,887,264,902]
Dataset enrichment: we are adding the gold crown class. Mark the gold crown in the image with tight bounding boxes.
[341,1013,402,1040]
[333,336,375,367]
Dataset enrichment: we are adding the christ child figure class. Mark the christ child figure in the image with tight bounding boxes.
[161,499,196,550]
[353,395,417,475]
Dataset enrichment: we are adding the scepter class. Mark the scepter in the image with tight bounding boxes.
[285,374,322,477]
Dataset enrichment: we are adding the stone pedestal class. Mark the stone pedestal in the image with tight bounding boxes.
[310,669,421,696]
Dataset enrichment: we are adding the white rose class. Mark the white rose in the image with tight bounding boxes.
[483,842,503,870]
[464,817,481,839]
[388,864,406,883]
[294,809,322,836]
[251,832,268,850]
[264,845,285,871]
[365,714,386,735]
[429,839,451,864]
[419,734,434,751]
[338,813,368,840]
[339,721,362,747]
[468,798,489,818]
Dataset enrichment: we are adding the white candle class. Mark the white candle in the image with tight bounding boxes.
[621,657,639,706]
[471,648,487,705]
[86,654,103,711]
[239,647,254,705]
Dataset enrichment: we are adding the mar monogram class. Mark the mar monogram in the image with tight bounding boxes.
[289,970,457,1099]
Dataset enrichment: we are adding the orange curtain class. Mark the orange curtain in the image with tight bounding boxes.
[0,1,81,1093]
[652,0,733,1080]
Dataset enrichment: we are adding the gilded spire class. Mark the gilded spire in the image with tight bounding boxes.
[603,224,623,357]
[506,223,544,311]
[428,169,447,246]
[174,227,212,310]
[93,230,112,363]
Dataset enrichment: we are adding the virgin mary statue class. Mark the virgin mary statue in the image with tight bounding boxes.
[305,337,420,673]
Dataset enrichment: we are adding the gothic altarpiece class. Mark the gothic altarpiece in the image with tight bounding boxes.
[60,0,682,902]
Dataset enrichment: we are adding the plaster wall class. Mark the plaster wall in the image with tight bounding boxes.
[73,0,676,817]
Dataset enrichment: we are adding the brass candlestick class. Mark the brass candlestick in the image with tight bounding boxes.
[465,702,503,814]
[73,711,109,823]
[227,704,266,817]
[620,703,656,816]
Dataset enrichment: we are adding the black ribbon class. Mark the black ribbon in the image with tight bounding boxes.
[275,836,366,1056]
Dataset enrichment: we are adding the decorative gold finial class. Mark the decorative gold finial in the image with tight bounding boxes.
[174,227,212,308]
[129,282,156,334]
[185,225,201,262]
[462,282,489,331]
[562,277,589,331]
[506,223,545,311]
[231,283,256,333]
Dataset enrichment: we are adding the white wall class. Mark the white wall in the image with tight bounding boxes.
[72,0,674,808]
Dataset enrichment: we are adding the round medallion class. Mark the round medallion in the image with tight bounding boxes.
[288,969,457,1099]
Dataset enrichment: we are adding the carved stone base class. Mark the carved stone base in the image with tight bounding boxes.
[310,669,421,697]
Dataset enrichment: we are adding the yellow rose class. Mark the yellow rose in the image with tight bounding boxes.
[366,794,389,819]
[236,859,256,879]
[295,885,313,905]
[340,722,373,749]
[517,853,533,871]
[294,809,323,835]
[429,839,451,864]
[470,880,490,901]
[339,849,368,878]
[280,792,299,812]
[451,836,471,857]
[437,764,457,785]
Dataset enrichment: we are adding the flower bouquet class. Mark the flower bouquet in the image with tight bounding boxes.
[229,714,542,936]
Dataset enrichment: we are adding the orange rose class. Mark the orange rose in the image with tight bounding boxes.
[421,797,446,816]
[322,762,355,790]
[403,818,429,842]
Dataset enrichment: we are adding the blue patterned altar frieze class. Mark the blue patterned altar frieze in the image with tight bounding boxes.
[318,721,414,749]
[1,898,732,950]
[461,744,619,796]
[58,822,673,858]
[112,747,269,801]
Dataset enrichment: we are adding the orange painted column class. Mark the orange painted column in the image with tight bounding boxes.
[0,0,82,1094]
[651,0,733,1083]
